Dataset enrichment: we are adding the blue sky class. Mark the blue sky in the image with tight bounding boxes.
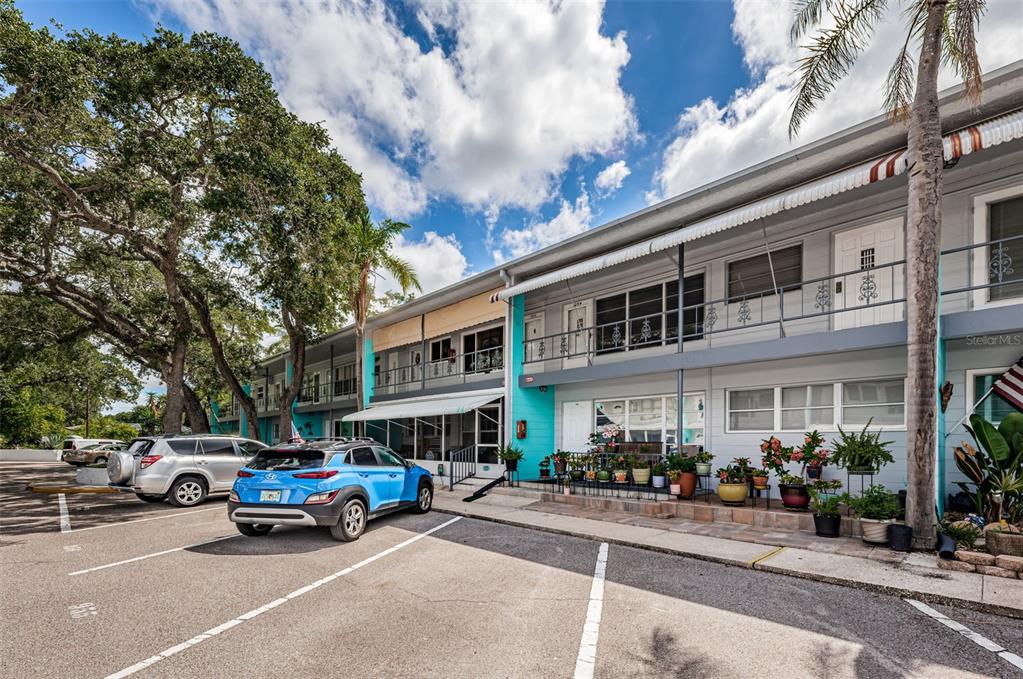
[17,0,1021,412]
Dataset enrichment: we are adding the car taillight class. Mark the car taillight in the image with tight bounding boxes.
[237,470,254,477]
[293,470,338,479]
[304,490,339,505]
[229,490,240,502]
[139,455,162,468]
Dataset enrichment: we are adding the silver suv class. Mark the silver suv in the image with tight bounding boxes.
[108,435,268,507]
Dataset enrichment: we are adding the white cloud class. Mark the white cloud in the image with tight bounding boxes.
[648,0,1023,203]
[494,190,593,262]
[379,231,469,295]
[594,160,631,196]
[151,0,636,220]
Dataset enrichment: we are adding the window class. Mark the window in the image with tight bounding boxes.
[334,363,355,396]
[595,293,627,353]
[666,274,706,341]
[200,438,236,456]
[728,389,775,431]
[628,285,663,348]
[727,245,802,300]
[595,400,626,429]
[988,195,1023,301]
[430,337,452,362]
[239,441,265,458]
[627,398,663,442]
[842,379,905,426]
[165,439,195,454]
[594,394,704,449]
[972,370,1017,425]
[374,447,404,466]
[349,447,377,466]
[781,385,835,430]
[463,326,504,373]
[594,277,706,352]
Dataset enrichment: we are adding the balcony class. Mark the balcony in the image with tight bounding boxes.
[523,234,1022,369]
[375,345,505,393]
[297,379,359,406]
[217,403,238,419]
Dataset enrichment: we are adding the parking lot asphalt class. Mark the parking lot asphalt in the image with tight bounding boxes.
[2,462,1023,678]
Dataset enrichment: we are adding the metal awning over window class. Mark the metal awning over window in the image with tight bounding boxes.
[342,388,502,422]
[494,108,1023,302]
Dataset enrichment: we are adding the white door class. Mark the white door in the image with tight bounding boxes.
[386,352,399,389]
[561,401,593,452]
[523,313,545,370]
[562,301,592,369]
[833,218,904,329]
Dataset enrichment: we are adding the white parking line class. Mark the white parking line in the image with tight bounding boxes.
[574,542,609,679]
[71,506,222,533]
[104,515,462,679]
[58,493,71,533]
[68,535,241,576]
[905,599,1023,670]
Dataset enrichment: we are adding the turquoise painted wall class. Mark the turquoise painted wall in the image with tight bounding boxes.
[292,411,323,439]
[238,384,251,437]
[509,294,555,476]
[362,338,375,404]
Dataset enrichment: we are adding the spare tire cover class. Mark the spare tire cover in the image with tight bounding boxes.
[107,451,134,484]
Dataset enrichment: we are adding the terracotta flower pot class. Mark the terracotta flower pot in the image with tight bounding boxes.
[679,471,697,498]
[613,469,628,483]
[752,475,768,489]
[779,483,810,511]
[717,482,747,505]
[632,467,651,485]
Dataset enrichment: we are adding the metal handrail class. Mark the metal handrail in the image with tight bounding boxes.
[376,345,505,389]
[448,444,477,491]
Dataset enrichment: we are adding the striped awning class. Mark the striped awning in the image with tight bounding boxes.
[496,108,1023,302]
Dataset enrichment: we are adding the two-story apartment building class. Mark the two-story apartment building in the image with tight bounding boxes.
[217,62,1023,504]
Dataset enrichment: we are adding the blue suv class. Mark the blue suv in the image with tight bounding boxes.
[228,440,433,541]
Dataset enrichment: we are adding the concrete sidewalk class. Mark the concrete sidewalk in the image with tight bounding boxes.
[433,487,1023,619]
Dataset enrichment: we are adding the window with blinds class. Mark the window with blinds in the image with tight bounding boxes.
[727,244,802,300]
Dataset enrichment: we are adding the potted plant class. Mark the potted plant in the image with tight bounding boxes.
[716,465,747,505]
[809,479,844,537]
[611,454,630,483]
[694,451,713,475]
[733,457,754,484]
[751,468,769,490]
[584,454,598,481]
[666,469,682,496]
[778,474,811,511]
[799,430,829,480]
[497,444,524,472]
[539,456,551,479]
[761,436,808,510]
[551,450,570,475]
[568,456,585,481]
[631,453,651,485]
[678,456,698,498]
[953,413,1023,523]
[652,462,667,488]
[596,466,612,483]
[830,419,895,474]
[844,485,901,544]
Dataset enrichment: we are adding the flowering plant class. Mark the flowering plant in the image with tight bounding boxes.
[610,454,631,470]
[550,450,571,465]
[797,430,830,468]
[589,423,624,450]
[760,436,793,476]
[717,465,746,483]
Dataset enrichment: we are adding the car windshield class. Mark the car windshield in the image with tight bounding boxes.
[128,439,154,456]
[247,449,327,471]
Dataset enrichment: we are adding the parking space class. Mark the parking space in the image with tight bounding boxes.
[2,465,1022,679]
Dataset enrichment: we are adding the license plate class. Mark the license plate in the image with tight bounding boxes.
[259,490,282,502]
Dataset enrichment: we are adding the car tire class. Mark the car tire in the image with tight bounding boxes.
[94,456,107,466]
[329,498,367,542]
[236,523,273,537]
[135,493,166,503]
[167,476,208,507]
[107,452,135,484]
[411,483,433,514]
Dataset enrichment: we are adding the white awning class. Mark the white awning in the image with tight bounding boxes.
[342,388,502,422]
[496,107,1023,301]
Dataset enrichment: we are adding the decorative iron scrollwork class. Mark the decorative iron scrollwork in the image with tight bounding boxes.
[559,335,568,356]
[640,318,652,342]
[737,300,751,325]
[611,324,623,346]
[705,305,717,331]
[990,243,1014,282]
[814,281,831,310]
[537,339,545,359]
[858,272,878,303]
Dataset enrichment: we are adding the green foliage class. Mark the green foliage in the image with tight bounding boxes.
[809,479,844,516]
[496,444,524,462]
[830,419,895,472]
[91,417,138,442]
[939,519,982,550]
[842,485,901,521]
[0,388,66,446]
[694,451,713,464]
[955,414,1023,522]
[716,465,746,484]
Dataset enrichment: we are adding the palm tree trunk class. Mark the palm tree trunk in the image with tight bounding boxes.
[904,0,946,550]
[354,324,364,438]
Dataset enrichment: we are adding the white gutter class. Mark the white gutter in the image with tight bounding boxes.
[497,108,1023,302]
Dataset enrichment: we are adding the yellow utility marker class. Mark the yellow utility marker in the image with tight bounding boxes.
[747,545,785,568]
[27,484,117,494]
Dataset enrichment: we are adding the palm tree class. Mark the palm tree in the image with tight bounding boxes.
[348,210,420,435]
[789,0,985,548]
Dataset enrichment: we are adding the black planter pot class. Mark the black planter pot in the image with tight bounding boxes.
[505,459,519,472]
[539,468,550,478]
[806,466,822,480]
[937,532,956,559]
[813,513,841,538]
[888,523,913,552]
[570,469,584,481]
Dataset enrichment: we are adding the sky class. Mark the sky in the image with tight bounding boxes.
[17,0,1022,411]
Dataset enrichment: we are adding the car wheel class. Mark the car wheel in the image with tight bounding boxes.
[167,476,208,507]
[135,493,166,503]
[94,457,107,465]
[411,484,433,514]
[236,523,273,537]
[329,498,366,542]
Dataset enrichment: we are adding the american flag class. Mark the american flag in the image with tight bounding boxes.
[994,358,1023,412]
[289,419,304,443]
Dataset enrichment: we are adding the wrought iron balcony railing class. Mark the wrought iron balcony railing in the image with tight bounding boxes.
[375,345,504,390]
[523,234,1022,366]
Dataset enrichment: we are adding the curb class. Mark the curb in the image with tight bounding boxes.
[27,484,117,494]
[434,505,1023,620]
